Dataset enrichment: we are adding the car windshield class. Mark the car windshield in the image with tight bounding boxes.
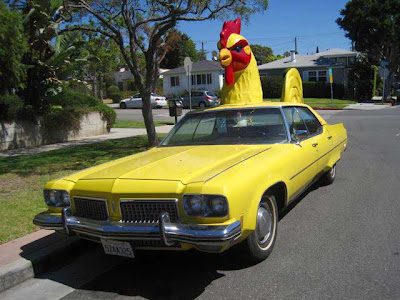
[206,91,216,96]
[160,108,288,146]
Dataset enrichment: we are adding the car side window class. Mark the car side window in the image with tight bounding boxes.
[296,107,322,135]
[283,107,309,140]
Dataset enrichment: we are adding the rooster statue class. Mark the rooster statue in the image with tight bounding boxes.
[218,18,263,105]
[218,18,304,105]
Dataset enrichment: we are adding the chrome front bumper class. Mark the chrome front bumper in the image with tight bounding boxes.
[33,208,241,251]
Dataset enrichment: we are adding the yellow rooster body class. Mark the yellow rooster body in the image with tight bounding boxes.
[221,54,263,105]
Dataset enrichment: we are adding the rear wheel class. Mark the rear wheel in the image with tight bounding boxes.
[120,102,127,109]
[199,101,206,109]
[243,194,278,263]
[320,164,336,185]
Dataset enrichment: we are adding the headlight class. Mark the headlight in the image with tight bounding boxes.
[183,195,228,217]
[44,189,70,207]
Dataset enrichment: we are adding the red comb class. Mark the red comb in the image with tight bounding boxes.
[220,18,241,48]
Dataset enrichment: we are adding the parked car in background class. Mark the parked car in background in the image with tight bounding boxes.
[181,90,219,109]
[120,93,167,109]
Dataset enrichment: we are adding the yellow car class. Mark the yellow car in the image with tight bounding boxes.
[34,101,347,262]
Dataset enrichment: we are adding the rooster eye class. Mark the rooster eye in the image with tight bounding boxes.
[233,45,242,53]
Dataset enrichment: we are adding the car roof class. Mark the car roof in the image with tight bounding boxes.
[192,101,327,125]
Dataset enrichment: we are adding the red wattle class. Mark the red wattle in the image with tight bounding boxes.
[225,64,234,86]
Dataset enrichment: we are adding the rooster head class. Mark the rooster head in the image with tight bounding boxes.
[218,18,252,86]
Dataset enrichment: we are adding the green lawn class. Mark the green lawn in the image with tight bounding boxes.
[112,120,174,128]
[265,98,357,109]
[0,135,163,244]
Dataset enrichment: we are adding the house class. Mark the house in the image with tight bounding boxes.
[162,60,224,96]
[258,49,358,87]
[113,67,170,91]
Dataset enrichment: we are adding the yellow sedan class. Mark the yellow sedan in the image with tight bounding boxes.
[34,102,347,262]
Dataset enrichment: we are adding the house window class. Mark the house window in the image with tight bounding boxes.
[171,76,179,87]
[191,73,212,85]
[318,70,327,82]
[308,71,317,82]
[207,74,212,84]
[306,70,328,82]
[337,57,347,65]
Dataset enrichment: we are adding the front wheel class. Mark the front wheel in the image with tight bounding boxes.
[120,102,127,109]
[244,194,278,263]
[320,164,336,185]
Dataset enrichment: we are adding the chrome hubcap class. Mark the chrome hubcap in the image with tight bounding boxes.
[256,205,272,244]
[330,165,336,178]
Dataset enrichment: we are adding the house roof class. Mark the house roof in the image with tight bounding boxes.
[163,60,223,75]
[258,48,358,71]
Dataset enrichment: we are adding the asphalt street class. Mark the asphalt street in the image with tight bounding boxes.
[2,108,400,300]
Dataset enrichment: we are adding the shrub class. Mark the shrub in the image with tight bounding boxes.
[121,90,137,99]
[95,104,116,131]
[0,94,24,122]
[48,88,101,108]
[66,80,91,95]
[261,76,345,99]
[261,76,284,98]
[107,85,122,103]
[214,90,222,98]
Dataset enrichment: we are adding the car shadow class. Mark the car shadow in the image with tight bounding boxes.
[20,182,324,299]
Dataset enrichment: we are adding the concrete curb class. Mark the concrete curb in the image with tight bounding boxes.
[0,236,83,293]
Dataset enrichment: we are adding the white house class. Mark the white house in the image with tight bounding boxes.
[162,60,224,96]
[113,67,170,91]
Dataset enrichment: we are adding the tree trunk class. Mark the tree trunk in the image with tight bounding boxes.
[141,89,158,146]
[92,74,98,98]
[98,75,104,100]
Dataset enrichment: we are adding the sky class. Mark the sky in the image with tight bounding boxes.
[177,0,352,59]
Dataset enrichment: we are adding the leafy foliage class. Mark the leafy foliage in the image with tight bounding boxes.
[348,56,374,102]
[106,85,122,103]
[0,1,28,95]
[160,30,198,69]
[0,94,24,122]
[337,0,400,98]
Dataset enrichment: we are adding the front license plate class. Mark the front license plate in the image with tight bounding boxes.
[101,239,135,258]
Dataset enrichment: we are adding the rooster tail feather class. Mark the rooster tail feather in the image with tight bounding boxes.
[281,68,304,103]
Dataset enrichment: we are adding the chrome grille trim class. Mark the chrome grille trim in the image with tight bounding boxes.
[73,196,109,221]
[119,199,179,223]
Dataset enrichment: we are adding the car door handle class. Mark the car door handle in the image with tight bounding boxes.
[327,136,332,140]
[312,143,318,147]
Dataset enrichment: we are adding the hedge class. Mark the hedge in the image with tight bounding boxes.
[106,85,122,103]
[261,76,346,99]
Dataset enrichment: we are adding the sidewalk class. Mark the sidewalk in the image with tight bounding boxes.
[0,125,173,158]
[0,230,85,292]
[343,103,392,110]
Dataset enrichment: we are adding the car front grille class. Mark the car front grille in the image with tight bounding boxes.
[120,200,179,223]
[74,197,108,221]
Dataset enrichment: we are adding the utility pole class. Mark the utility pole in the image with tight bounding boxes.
[198,41,208,59]
[295,37,298,54]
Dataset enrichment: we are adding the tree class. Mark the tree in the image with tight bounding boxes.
[63,0,268,146]
[83,33,120,100]
[250,44,273,65]
[283,51,291,58]
[337,0,400,101]
[160,30,197,69]
[0,1,27,95]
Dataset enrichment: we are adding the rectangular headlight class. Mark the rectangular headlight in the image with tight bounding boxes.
[183,194,228,217]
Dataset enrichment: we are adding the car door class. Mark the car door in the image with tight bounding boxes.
[296,107,330,174]
[129,94,141,108]
[283,107,319,200]
[181,92,189,108]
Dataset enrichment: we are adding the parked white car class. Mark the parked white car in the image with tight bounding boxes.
[120,93,167,109]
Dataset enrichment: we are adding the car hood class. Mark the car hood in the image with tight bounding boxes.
[66,145,271,185]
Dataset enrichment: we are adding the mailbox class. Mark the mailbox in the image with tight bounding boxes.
[168,98,183,123]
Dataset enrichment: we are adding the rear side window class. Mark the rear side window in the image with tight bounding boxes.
[296,107,322,135]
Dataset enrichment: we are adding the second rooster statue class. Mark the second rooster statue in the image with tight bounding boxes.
[218,18,263,105]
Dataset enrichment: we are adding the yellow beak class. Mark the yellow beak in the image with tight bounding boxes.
[219,48,232,67]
